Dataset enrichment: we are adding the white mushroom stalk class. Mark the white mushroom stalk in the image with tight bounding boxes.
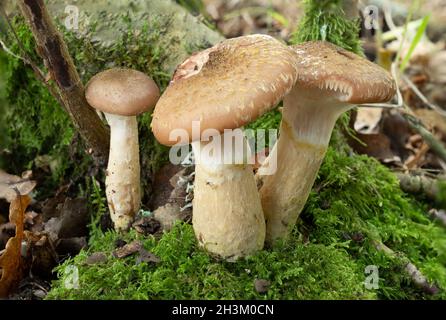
[85,68,160,231]
[260,88,351,245]
[191,132,265,260]
[258,41,397,246]
[104,114,141,231]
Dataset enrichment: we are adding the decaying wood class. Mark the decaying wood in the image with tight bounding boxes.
[17,0,110,164]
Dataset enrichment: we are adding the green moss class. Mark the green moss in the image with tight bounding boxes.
[303,148,446,299]
[291,0,362,54]
[47,147,446,300]
[47,223,372,300]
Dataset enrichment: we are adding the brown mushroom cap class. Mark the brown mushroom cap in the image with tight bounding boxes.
[151,35,299,146]
[85,68,160,116]
[292,41,396,104]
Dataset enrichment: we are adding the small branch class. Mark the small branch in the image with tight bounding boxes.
[373,240,440,295]
[17,0,110,164]
[396,172,441,200]
[402,112,446,164]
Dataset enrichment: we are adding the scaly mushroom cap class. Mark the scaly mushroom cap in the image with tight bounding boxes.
[85,68,160,116]
[151,34,299,146]
[292,41,397,104]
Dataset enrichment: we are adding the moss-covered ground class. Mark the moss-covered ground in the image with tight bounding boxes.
[46,148,446,300]
[1,0,445,300]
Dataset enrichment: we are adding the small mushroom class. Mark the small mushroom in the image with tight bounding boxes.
[85,68,160,231]
[151,35,299,260]
[259,41,397,245]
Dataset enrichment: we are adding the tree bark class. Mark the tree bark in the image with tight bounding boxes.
[17,0,110,164]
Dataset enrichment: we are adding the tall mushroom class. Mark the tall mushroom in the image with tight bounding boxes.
[259,41,397,245]
[151,35,299,260]
[85,68,160,231]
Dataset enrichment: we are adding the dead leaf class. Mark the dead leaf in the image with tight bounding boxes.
[348,132,398,163]
[85,252,108,266]
[135,249,160,265]
[254,279,271,294]
[44,197,89,242]
[112,240,143,259]
[56,237,87,256]
[132,217,161,236]
[414,109,446,138]
[382,110,414,161]
[0,223,15,251]
[153,203,190,232]
[0,195,30,298]
[24,232,58,279]
[0,170,36,202]
[150,163,194,211]
[405,142,430,169]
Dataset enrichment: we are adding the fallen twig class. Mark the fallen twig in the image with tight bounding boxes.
[373,240,439,295]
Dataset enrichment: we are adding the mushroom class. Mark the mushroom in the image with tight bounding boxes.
[258,41,397,245]
[151,35,299,260]
[85,68,160,231]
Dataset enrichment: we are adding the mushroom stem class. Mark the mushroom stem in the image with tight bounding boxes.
[104,113,141,231]
[259,87,351,245]
[191,132,265,260]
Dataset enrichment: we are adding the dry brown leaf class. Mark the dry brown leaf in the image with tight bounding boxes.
[0,170,36,202]
[349,132,398,163]
[0,195,30,298]
[112,240,143,259]
[428,51,446,84]
[405,143,430,169]
[414,109,446,138]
